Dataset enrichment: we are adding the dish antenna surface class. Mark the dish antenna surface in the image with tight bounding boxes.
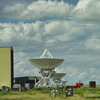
[29,49,64,88]
[52,73,66,82]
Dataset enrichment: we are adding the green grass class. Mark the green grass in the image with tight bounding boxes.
[0,86,100,100]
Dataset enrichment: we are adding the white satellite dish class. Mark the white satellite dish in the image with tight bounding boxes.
[52,72,66,83]
[29,49,64,88]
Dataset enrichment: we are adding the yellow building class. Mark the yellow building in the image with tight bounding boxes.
[0,47,14,90]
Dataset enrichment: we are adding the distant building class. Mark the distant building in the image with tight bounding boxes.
[14,76,40,89]
[0,47,14,90]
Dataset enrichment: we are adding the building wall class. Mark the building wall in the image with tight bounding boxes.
[0,47,13,89]
[15,76,40,89]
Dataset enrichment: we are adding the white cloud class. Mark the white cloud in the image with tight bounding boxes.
[79,72,86,79]
[43,20,87,44]
[15,60,40,77]
[0,20,88,48]
[0,22,43,45]
[90,68,96,73]
[73,0,100,21]
[0,1,73,20]
[14,51,40,77]
[1,0,100,21]
[0,24,15,42]
[0,19,100,84]
[55,66,78,77]
[85,35,100,51]
[45,39,56,47]
[1,3,26,19]
[74,0,91,10]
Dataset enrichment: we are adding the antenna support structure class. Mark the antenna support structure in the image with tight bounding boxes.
[29,49,64,88]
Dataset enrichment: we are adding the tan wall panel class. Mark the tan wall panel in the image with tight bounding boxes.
[0,47,12,89]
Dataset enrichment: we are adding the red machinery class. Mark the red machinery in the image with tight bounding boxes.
[66,81,83,89]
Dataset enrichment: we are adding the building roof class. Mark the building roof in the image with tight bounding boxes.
[15,76,41,80]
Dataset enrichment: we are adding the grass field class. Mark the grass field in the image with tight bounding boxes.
[0,86,100,100]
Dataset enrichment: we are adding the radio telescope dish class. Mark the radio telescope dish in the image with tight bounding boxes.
[29,58,64,70]
[29,49,64,88]
[51,73,66,86]
[52,73,66,81]
[29,49,64,70]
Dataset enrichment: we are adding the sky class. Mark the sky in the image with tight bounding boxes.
[0,0,100,85]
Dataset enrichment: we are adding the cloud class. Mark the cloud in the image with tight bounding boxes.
[0,18,100,84]
[0,1,73,20]
[90,68,96,73]
[0,20,88,48]
[0,0,100,21]
[15,60,40,77]
[14,51,40,77]
[72,0,100,21]
[0,22,43,45]
[85,35,100,51]
[43,20,87,45]
[14,51,100,84]
[79,72,86,79]
[55,66,89,85]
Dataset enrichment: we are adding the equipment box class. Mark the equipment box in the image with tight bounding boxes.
[65,87,73,97]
